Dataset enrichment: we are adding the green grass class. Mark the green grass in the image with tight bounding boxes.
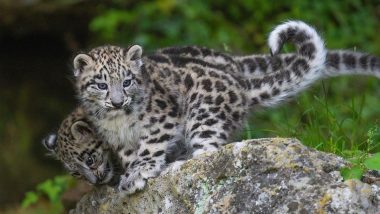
[243,76,380,160]
[242,76,380,180]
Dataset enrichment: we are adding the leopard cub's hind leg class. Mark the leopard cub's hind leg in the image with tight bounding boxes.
[184,73,248,157]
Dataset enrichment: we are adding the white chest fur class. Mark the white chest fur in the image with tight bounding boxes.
[96,111,142,150]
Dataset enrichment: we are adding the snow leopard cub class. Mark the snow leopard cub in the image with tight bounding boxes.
[42,106,189,186]
[67,21,380,194]
[42,107,121,186]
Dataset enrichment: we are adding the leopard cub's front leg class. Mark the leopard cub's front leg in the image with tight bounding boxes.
[118,140,168,194]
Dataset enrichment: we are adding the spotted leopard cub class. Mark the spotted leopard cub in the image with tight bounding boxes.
[42,107,123,186]
[72,21,380,194]
[43,107,187,185]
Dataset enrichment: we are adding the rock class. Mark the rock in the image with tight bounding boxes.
[70,138,380,214]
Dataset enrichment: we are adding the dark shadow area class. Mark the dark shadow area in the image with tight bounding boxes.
[0,33,73,207]
[0,1,96,206]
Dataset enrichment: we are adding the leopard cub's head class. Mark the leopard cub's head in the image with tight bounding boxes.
[73,45,147,117]
[42,108,116,185]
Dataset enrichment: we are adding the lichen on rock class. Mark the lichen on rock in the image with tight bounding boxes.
[70,138,380,214]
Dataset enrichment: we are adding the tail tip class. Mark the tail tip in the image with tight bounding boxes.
[268,20,323,56]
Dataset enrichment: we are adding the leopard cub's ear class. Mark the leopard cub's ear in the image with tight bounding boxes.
[71,121,93,140]
[126,45,142,61]
[42,133,58,154]
[125,45,143,68]
[73,54,94,77]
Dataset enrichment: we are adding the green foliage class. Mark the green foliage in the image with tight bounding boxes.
[36,176,71,203]
[340,126,380,180]
[89,0,380,53]
[364,153,380,170]
[90,0,246,51]
[340,150,380,180]
[21,175,74,211]
[21,192,39,208]
[340,166,363,180]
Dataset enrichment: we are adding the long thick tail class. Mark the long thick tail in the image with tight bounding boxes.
[325,50,380,78]
[245,21,327,107]
[243,30,380,108]
[157,23,380,108]
[268,20,326,69]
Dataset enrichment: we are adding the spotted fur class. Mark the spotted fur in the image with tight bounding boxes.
[42,107,120,186]
[58,21,380,194]
[43,106,189,186]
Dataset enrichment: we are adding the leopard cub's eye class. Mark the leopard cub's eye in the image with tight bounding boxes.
[71,171,81,177]
[86,156,94,166]
[97,83,108,90]
[123,79,132,88]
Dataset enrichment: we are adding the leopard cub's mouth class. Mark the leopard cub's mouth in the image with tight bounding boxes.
[99,161,114,184]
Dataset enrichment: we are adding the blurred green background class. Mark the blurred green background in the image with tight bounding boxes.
[0,0,379,213]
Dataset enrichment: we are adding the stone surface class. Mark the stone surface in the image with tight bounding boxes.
[70,138,380,214]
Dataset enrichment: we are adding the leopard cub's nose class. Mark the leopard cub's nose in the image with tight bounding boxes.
[111,101,123,108]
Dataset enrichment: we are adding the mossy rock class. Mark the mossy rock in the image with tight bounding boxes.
[71,138,380,213]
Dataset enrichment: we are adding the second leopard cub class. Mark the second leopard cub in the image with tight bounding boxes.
[43,107,120,186]
[43,106,187,186]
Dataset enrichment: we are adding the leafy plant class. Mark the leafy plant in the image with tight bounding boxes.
[340,126,380,180]
[364,153,380,171]
[340,166,363,180]
[22,191,40,208]
[21,175,74,210]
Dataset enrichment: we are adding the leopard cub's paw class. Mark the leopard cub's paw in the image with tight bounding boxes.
[162,160,186,175]
[118,173,146,195]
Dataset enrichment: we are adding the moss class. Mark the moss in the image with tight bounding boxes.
[318,193,332,213]
[194,183,211,214]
